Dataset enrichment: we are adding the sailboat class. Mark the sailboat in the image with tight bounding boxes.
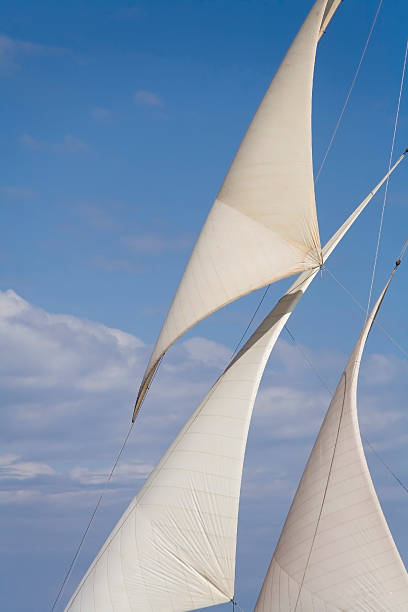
[62,0,408,610]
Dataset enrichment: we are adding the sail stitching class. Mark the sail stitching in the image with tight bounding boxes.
[293,374,347,611]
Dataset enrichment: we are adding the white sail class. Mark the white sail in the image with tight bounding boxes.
[134,0,342,418]
[65,159,403,612]
[65,283,307,612]
[66,272,323,612]
[255,275,408,612]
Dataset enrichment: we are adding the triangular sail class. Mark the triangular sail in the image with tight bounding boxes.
[134,0,342,418]
[65,278,310,612]
[64,164,401,611]
[255,273,408,612]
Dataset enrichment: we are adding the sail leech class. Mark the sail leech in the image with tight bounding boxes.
[133,0,342,419]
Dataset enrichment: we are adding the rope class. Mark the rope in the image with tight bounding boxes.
[284,322,408,498]
[315,0,384,182]
[293,372,347,611]
[51,421,135,611]
[365,39,408,318]
[230,285,270,359]
[231,598,245,612]
[50,280,274,610]
[284,325,332,395]
[364,438,408,495]
[324,264,408,360]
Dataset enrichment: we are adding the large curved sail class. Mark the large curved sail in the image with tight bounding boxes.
[65,271,315,612]
[134,0,343,418]
[64,160,404,611]
[255,273,408,611]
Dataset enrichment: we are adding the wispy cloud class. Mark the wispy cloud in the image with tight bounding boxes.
[78,203,117,230]
[90,106,111,120]
[70,461,153,485]
[0,455,55,480]
[2,286,407,612]
[0,33,72,75]
[91,255,145,274]
[181,337,230,369]
[134,89,165,108]
[21,132,89,153]
[123,232,191,255]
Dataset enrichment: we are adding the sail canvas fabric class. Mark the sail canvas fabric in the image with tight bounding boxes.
[255,277,408,611]
[65,274,317,612]
[65,153,405,611]
[133,0,343,418]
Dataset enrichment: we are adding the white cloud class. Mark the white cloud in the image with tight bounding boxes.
[361,353,399,385]
[1,286,407,607]
[254,384,329,439]
[0,34,71,75]
[181,337,231,368]
[70,461,153,485]
[0,289,145,399]
[0,455,55,480]
[134,89,165,108]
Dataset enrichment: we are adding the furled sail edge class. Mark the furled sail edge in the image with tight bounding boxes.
[254,267,408,612]
[132,0,342,421]
[318,0,343,39]
[65,161,405,611]
[133,150,407,421]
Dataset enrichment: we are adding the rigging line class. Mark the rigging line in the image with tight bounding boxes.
[365,38,408,319]
[363,437,408,496]
[230,285,270,359]
[284,325,333,395]
[50,420,135,611]
[284,324,408,499]
[293,374,347,611]
[232,598,246,612]
[323,264,408,360]
[315,0,384,182]
[398,235,408,261]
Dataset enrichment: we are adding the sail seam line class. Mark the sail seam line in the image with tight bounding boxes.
[293,374,347,611]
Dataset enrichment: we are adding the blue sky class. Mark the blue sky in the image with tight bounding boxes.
[1,1,408,611]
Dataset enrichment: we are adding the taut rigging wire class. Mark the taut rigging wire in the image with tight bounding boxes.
[50,5,402,609]
[50,421,134,610]
[315,0,384,182]
[365,39,408,319]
